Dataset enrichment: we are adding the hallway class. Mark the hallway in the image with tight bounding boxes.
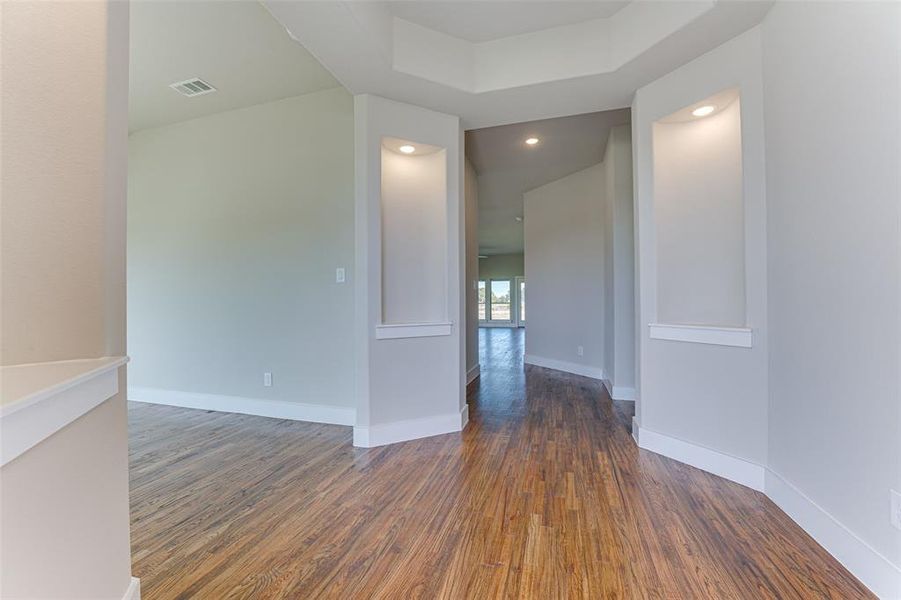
[127,327,870,598]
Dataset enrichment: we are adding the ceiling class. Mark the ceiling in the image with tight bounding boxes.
[263,0,772,129]
[387,1,630,43]
[468,108,631,255]
[128,1,339,132]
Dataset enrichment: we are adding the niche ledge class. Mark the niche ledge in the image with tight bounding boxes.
[649,323,752,348]
[1,356,128,467]
[375,322,452,340]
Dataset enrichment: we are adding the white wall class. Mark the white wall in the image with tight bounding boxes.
[633,9,901,596]
[128,88,355,411]
[524,164,606,378]
[762,2,901,593]
[0,1,135,597]
[653,97,745,327]
[632,28,769,464]
[354,94,465,445]
[603,125,636,398]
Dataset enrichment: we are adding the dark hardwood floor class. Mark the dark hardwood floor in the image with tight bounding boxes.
[129,327,872,599]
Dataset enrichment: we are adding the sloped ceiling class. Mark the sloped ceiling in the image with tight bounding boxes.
[468,109,631,255]
[129,1,339,132]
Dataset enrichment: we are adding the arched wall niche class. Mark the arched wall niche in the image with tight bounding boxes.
[379,136,448,327]
[652,87,747,331]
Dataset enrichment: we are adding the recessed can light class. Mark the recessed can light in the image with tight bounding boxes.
[525,137,539,145]
[399,145,415,154]
[692,105,715,117]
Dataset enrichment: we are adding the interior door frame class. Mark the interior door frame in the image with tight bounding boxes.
[514,276,526,328]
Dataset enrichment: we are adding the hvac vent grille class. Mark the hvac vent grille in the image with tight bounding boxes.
[169,78,216,97]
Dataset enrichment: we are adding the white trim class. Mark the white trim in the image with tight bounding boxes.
[353,405,468,448]
[635,425,766,491]
[375,322,452,339]
[523,354,604,380]
[514,275,526,328]
[466,364,480,384]
[603,378,637,401]
[612,385,637,401]
[765,470,901,600]
[122,577,141,600]
[478,321,516,328]
[1,357,127,467]
[128,387,355,426]
[648,323,752,348]
[631,416,640,445]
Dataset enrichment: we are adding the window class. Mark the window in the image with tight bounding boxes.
[490,280,511,321]
[478,280,486,320]
[479,278,515,324]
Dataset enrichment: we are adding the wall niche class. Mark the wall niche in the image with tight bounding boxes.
[379,137,448,331]
[652,87,747,330]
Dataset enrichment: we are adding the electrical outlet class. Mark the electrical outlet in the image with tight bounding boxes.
[263,372,272,387]
[336,267,346,283]
[577,345,584,357]
[891,489,901,530]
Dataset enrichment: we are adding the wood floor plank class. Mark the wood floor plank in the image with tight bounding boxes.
[129,328,874,599]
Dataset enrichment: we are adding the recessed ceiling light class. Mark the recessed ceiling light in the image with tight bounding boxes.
[692,105,715,117]
[525,137,539,146]
[399,145,415,154]
[514,216,523,222]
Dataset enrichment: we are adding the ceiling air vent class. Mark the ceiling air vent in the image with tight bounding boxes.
[169,78,216,98]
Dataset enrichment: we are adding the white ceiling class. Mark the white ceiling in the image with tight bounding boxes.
[468,108,631,255]
[387,1,630,42]
[128,1,339,132]
[263,0,773,129]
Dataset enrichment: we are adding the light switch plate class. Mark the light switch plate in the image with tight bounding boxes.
[336,267,346,283]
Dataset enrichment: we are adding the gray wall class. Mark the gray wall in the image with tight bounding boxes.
[128,87,355,409]
[465,158,480,373]
[603,125,635,396]
[479,253,524,280]
[524,163,606,374]
[353,94,465,432]
[763,0,901,572]
[633,27,769,462]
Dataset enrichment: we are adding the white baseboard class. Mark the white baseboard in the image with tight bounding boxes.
[128,387,355,426]
[602,378,637,401]
[466,364,480,384]
[122,577,141,600]
[523,354,604,380]
[635,425,766,492]
[765,470,901,599]
[353,405,468,448]
[611,385,636,401]
[632,426,900,598]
